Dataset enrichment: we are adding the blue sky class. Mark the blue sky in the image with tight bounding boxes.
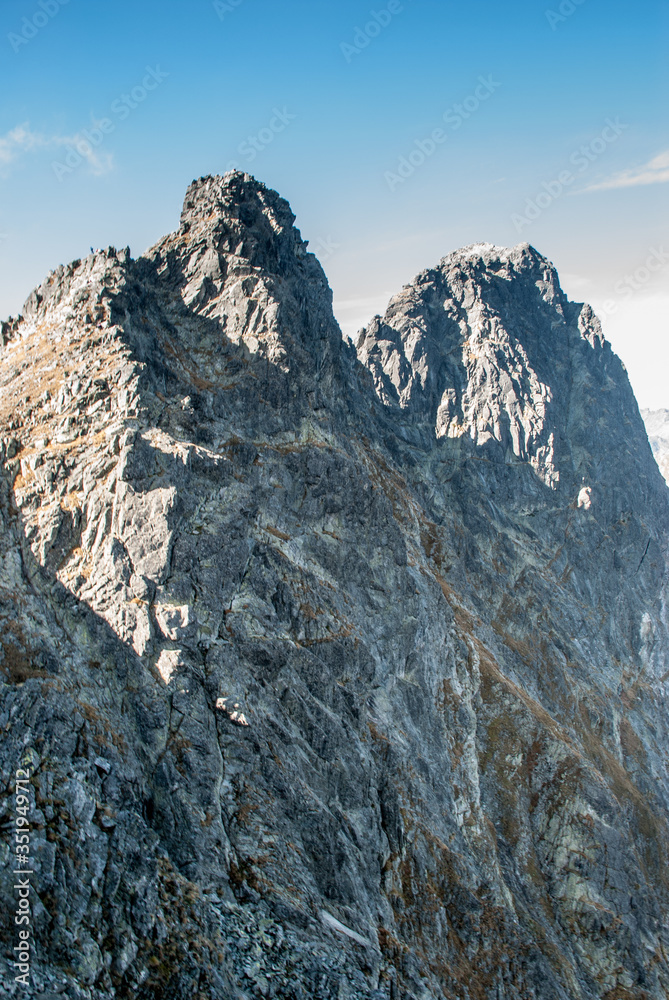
[1,0,667,405]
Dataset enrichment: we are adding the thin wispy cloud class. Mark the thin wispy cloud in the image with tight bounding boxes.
[0,121,114,176]
[0,123,44,165]
[584,149,669,192]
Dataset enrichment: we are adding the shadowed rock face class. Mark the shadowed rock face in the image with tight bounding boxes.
[1,172,668,1000]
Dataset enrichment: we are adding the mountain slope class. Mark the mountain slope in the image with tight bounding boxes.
[1,173,668,1000]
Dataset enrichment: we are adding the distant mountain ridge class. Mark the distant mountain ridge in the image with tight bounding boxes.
[643,408,669,484]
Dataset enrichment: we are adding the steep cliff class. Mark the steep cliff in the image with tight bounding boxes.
[1,173,668,1000]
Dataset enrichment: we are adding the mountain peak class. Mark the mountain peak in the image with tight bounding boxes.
[179,171,297,237]
[169,171,313,281]
[441,240,541,262]
[355,238,637,494]
[642,408,669,484]
[135,173,343,383]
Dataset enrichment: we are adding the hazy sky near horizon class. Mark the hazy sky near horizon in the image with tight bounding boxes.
[1,0,667,406]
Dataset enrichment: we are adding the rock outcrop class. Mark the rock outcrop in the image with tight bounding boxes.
[1,172,668,1000]
[643,409,669,484]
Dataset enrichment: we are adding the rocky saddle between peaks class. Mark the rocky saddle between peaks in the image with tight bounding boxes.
[0,172,668,1000]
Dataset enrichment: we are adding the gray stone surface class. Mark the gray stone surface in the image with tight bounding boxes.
[1,172,668,999]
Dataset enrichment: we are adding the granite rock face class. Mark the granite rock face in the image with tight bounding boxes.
[643,409,669,485]
[1,172,668,1000]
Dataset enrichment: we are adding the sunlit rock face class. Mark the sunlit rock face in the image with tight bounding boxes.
[643,408,669,485]
[1,173,668,1000]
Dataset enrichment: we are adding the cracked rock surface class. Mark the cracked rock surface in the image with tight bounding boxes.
[1,172,668,999]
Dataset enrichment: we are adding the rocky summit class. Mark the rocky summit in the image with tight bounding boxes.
[1,172,668,1000]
